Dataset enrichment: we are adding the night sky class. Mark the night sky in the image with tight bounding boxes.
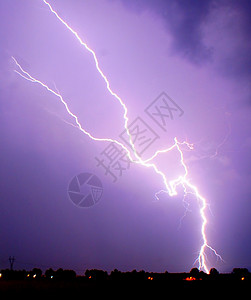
[0,0,251,274]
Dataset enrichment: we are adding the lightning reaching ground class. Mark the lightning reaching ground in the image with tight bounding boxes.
[12,0,223,273]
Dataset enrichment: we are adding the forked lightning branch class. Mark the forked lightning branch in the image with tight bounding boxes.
[12,0,223,273]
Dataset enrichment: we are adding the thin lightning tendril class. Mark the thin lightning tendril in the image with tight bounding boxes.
[12,0,223,273]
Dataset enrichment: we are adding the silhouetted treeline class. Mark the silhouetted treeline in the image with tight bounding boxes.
[0,267,250,281]
[81,267,251,281]
[0,268,76,280]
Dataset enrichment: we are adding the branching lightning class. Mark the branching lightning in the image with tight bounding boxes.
[12,0,223,273]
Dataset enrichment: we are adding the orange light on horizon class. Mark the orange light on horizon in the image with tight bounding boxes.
[185,276,196,281]
[148,277,153,280]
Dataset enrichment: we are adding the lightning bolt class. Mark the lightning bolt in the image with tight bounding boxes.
[11,0,223,273]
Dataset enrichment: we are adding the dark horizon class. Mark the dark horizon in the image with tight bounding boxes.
[1,265,250,278]
[1,266,250,295]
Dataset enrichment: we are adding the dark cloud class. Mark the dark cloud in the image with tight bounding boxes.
[216,0,251,81]
[161,0,213,64]
[119,0,251,77]
[118,0,213,63]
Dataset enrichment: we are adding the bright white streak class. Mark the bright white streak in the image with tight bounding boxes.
[12,0,224,272]
[13,56,223,273]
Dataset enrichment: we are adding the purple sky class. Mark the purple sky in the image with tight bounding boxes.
[0,0,251,273]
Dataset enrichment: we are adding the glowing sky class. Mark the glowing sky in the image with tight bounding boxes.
[0,0,250,273]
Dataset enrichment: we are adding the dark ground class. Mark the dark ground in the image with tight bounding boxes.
[0,279,249,297]
[0,268,250,296]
